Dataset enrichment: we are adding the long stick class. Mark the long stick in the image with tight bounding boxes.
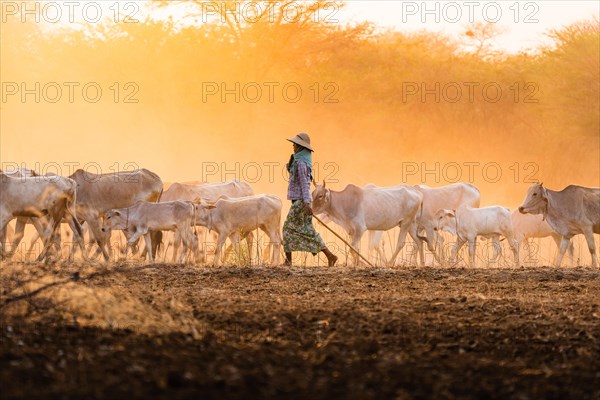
[312,214,375,268]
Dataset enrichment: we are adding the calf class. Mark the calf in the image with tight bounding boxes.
[434,206,519,267]
[194,194,282,266]
[101,201,199,264]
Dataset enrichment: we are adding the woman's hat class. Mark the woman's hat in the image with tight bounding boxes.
[287,132,313,151]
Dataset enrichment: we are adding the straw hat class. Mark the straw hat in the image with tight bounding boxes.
[286,132,313,151]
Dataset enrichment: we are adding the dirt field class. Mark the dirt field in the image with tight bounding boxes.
[1,262,599,399]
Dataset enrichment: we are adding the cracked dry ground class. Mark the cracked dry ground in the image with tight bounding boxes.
[1,264,599,399]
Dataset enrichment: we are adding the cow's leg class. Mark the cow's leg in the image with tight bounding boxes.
[349,226,365,266]
[407,223,425,267]
[244,231,254,262]
[30,217,53,260]
[510,237,520,268]
[124,229,144,261]
[143,232,154,264]
[137,231,160,261]
[0,216,12,259]
[36,214,64,263]
[389,223,410,267]
[227,232,242,265]
[582,228,597,268]
[500,230,519,268]
[87,220,110,262]
[423,226,442,264]
[552,234,575,267]
[0,225,6,259]
[177,228,193,265]
[64,213,85,262]
[151,231,162,260]
[262,227,281,266]
[367,231,381,264]
[433,230,445,263]
[555,236,571,268]
[35,217,57,262]
[172,231,182,264]
[7,217,28,258]
[450,237,466,265]
[196,229,205,264]
[191,230,200,264]
[213,233,227,267]
[489,235,501,262]
[567,240,575,267]
[468,238,477,268]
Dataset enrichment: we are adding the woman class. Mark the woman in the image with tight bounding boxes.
[282,133,338,267]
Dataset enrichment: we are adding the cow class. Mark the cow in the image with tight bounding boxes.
[414,183,481,263]
[0,172,84,262]
[519,183,600,267]
[161,180,253,202]
[194,194,282,266]
[160,180,254,262]
[0,168,51,258]
[69,168,163,261]
[434,206,519,268]
[340,183,481,265]
[512,210,574,265]
[312,182,426,266]
[101,200,199,264]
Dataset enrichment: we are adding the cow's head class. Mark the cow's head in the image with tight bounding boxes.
[518,182,548,217]
[433,209,457,235]
[194,200,217,227]
[312,180,330,214]
[101,209,126,232]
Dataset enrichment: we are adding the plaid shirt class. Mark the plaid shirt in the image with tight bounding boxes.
[287,160,312,204]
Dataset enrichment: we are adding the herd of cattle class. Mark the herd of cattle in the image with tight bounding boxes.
[1,167,599,268]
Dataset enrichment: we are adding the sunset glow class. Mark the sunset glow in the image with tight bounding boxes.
[1,1,600,398]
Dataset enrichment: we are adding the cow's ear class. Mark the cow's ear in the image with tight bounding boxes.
[322,180,326,188]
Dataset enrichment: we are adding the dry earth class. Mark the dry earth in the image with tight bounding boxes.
[1,262,599,399]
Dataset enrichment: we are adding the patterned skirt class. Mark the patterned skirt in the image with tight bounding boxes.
[283,200,326,254]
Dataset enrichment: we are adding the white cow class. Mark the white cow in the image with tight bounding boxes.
[194,194,282,266]
[101,200,199,264]
[414,183,481,262]
[347,183,481,265]
[312,182,426,266]
[434,206,519,268]
[0,173,84,262]
[512,210,574,265]
[0,168,50,258]
[160,180,254,262]
[519,183,600,267]
[161,180,253,202]
[70,168,163,261]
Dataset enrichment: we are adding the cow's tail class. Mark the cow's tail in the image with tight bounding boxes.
[156,187,164,203]
[67,184,84,238]
[416,201,429,244]
[192,202,197,235]
[65,207,84,239]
